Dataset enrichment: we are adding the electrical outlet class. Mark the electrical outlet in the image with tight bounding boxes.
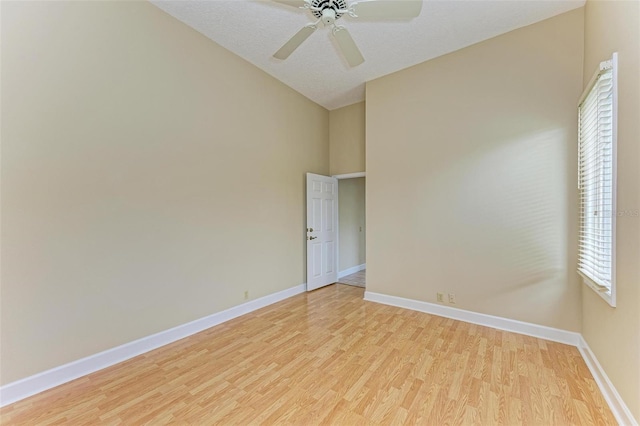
[437,293,444,303]
[448,293,456,304]
[244,290,249,300]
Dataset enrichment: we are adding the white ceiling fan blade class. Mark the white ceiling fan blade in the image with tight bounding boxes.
[333,27,364,67]
[272,0,308,8]
[352,0,423,19]
[274,25,316,60]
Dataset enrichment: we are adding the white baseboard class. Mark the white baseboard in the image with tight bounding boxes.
[364,291,580,345]
[578,336,638,426]
[338,263,366,279]
[0,283,306,407]
[364,291,637,425]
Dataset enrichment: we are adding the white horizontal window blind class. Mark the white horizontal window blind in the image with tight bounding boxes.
[577,53,617,307]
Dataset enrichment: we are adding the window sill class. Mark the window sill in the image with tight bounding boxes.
[580,273,616,307]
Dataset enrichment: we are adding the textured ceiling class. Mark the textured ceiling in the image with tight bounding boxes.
[151,0,584,110]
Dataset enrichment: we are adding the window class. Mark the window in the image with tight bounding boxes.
[577,53,617,307]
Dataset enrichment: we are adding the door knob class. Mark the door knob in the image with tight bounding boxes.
[308,236,317,240]
[307,227,314,232]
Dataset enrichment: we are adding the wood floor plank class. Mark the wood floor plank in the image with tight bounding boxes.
[0,284,616,425]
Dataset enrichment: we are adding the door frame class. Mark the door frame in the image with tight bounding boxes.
[333,172,366,180]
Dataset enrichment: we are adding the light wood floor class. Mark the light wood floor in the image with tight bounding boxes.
[1,284,615,425]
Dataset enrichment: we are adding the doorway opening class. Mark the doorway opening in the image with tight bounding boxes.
[335,173,366,288]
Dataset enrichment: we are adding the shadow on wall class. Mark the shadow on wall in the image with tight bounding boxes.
[411,127,574,322]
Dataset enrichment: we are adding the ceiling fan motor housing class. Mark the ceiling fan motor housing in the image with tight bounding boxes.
[311,0,347,23]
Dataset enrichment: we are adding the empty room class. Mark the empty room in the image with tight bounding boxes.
[1,0,638,424]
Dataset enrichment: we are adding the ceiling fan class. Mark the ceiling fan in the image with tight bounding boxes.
[272,0,423,67]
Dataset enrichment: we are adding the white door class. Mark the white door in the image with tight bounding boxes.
[306,173,338,291]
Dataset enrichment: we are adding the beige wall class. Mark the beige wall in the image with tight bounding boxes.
[338,178,366,271]
[329,102,365,175]
[0,1,329,384]
[582,0,640,420]
[366,9,584,330]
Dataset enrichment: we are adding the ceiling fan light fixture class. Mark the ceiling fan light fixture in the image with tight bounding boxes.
[321,8,336,25]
